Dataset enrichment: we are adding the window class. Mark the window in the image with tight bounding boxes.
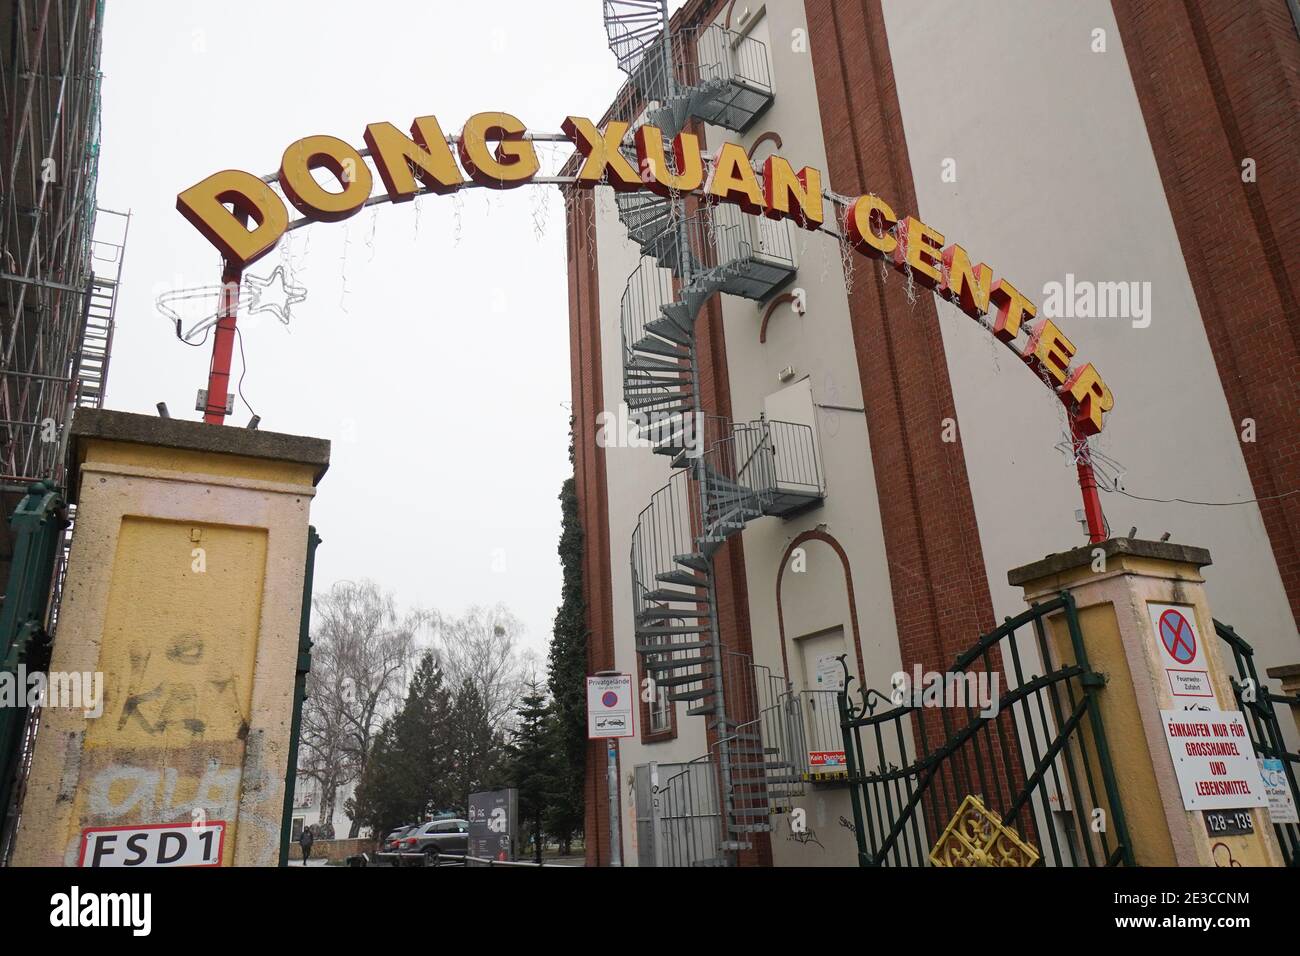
[649,661,673,733]
[640,648,676,740]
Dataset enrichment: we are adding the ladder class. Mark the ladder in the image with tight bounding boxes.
[75,208,130,410]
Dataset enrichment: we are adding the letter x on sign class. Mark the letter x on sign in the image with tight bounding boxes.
[1159,609,1197,665]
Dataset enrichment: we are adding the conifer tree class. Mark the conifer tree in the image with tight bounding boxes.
[546,457,588,853]
[508,681,556,864]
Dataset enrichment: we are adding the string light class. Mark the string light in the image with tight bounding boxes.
[451,189,464,247]
[339,218,351,314]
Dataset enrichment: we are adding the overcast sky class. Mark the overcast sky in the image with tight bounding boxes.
[96,1,682,663]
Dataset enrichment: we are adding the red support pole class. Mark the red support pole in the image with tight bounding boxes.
[203,260,241,425]
[1072,420,1107,544]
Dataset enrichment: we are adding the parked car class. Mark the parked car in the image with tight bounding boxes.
[381,825,417,852]
[401,818,470,864]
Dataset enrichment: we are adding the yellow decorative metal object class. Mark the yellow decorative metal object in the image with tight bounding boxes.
[929,794,1040,867]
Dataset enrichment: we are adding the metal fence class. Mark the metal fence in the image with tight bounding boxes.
[641,757,723,867]
[800,690,845,774]
[1215,619,1300,865]
[629,22,772,108]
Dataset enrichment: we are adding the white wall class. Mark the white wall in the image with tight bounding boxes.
[880,0,1296,690]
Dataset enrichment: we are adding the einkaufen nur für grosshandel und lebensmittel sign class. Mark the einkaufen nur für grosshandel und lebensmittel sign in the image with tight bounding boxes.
[175,112,1115,441]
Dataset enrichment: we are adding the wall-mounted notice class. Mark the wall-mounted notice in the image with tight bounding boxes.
[1148,603,1215,702]
[1160,709,1267,811]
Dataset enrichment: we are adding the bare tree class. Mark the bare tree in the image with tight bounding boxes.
[300,580,419,836]
[430,604,537,735]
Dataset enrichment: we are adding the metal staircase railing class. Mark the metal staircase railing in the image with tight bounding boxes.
[799,689,847,777]
[604,0,813,866]
[654,756,723,866]
[631,23,774,137]
[618,212,797,448]
[629,419,822,862]
[605,2,773,137]
[645,652,808,867]
[603,0,670,76]
[615,200,797,299]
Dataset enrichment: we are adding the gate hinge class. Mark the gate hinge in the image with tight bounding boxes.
[1081,670,1107,689]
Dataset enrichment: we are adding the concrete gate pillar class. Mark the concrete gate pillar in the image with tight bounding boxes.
[11,409,328,867]
[1264,665,1300,738]
[1008,538,1283,867]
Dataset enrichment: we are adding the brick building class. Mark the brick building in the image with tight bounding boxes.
[567,0,1299,866]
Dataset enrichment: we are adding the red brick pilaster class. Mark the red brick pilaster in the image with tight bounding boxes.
[1112,0,1300,631]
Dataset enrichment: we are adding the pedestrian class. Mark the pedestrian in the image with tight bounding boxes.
[300,824,314,864]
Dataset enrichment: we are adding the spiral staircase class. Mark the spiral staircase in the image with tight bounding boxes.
[603,1,824,866]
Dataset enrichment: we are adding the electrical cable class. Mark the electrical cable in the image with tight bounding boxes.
[175,323,212,348]
[234,324,257,418]
[1103,486,1300,508]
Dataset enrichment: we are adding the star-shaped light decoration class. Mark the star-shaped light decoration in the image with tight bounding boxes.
[157,265,307,343]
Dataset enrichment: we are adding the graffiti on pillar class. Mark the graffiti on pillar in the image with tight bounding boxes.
[116,634,249,738]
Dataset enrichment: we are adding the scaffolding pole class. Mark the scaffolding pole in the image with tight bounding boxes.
[0,0,113,486]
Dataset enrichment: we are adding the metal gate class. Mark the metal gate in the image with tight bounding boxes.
[278,525,321,865]
[0,480,68,860]
[839,592,1133,866]
[634,758,722,867]
[1214,619,1300,865]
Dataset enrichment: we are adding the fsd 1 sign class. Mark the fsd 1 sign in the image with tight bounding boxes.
[79,821,226,867]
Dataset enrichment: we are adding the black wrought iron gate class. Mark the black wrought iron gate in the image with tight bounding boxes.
[838,592,1134,867]
[1214,619,1300,866]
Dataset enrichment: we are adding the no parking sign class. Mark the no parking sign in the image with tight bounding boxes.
[586,674,634,739]
[1147,603,1216,702]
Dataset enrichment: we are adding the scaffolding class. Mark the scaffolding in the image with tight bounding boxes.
[0,0,114,490]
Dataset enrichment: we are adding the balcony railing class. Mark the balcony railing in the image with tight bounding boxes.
[708,418,823,518]
[799,690,848,777]
[645,756,724,867]
[629,23,774,134]
[708,205,797,301]
[630,418,820,619]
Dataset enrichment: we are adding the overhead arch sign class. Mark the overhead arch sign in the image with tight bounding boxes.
[176,110,1114,442]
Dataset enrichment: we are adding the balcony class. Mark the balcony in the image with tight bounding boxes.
[630,23,774,137]
[708,418,824,522]
[707,205,797,301]
[615,208,798,308]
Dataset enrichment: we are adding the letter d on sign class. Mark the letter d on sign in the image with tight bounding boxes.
[176,169,289,267]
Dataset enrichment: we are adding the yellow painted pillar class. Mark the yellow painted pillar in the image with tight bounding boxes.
[1008,538,1284,867]
[11,409,328,867]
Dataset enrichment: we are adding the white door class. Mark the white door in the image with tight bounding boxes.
[763,378,823,494]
